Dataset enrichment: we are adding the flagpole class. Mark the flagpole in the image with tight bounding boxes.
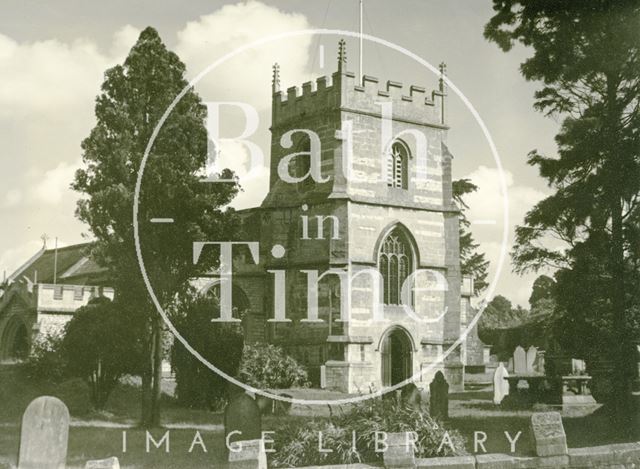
[359,0,363,84]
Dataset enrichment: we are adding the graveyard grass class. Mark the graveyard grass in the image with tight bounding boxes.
[0,366,637,468]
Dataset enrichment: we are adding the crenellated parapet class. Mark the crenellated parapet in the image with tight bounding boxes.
[271,40,447,129]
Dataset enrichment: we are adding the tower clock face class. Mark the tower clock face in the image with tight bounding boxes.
[134,29,508,405]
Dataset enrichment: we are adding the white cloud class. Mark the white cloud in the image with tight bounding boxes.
[462,166,548,308]
[176,1,312,109]
[31,161,81,205]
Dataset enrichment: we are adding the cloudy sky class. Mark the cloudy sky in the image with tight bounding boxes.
[0,0,560,307]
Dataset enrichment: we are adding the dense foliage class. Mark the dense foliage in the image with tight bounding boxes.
[485,0,640,411]
[25,333,66,384]
[239,343,309,389]
[270,398,466,467]
[62,297,141,409]
[453,179,489,293]
[72,26,240,425]
[171,295,244,409]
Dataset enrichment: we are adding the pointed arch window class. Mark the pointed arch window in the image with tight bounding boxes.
[378,228,414,305]
[386,141,409,189]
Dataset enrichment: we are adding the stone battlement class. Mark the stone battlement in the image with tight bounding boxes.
[271,41,446,128]
[36,283,115,313]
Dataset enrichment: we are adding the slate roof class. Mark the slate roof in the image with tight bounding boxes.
[9,242,108,286]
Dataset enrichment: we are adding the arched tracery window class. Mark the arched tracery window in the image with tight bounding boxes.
[386,141,409,189]
[378,228,414,305]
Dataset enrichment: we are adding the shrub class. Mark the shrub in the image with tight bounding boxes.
[171,295,244,409]
[62,296,141,409]
[239,343,309,389]
[25,333,66,383]
[270,397,466,467]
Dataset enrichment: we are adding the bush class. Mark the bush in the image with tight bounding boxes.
[239,343,309,389]
[25,333,66,383]
[62,296,141,409]
[171,296,244,409]
[270,397,466,467]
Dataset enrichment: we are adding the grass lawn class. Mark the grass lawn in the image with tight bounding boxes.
[0,366,637,468]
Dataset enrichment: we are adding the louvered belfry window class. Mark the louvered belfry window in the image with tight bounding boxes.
[379,228,413,305]
[386,141,409,189]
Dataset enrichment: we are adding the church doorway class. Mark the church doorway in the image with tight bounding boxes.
[0,316,29,362]
[381,327,413,387]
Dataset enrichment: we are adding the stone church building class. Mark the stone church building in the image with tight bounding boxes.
[0,41,486,393]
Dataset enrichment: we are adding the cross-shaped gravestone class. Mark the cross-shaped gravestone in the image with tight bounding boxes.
[224,393,262,446]
[526,346,538,374]
[429,371,449,419]
[18,396,69,469]
[513,346,527,374]
[493,362,510,405]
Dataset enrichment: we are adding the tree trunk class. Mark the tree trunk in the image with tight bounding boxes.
[606,74,633,419]
[140,321,153,427]
[150,315,163,427]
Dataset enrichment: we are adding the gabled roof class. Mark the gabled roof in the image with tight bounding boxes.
[8,242,108,286]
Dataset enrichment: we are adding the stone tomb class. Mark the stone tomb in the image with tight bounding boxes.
[526,346,538,373]
[18,396,70,469]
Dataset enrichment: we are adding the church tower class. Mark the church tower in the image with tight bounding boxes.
[236,41,464,392]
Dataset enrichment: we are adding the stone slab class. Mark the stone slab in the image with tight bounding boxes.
[18,396,69,469]
[84,457,120,469]
[530,412,567,457]
[416,455,475,468]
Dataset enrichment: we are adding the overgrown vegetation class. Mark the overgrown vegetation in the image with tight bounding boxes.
[270,398,466,467]
[239,343,309,390]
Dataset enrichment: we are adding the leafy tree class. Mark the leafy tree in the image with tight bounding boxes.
[485,0,640,413]
[453,179,490,293]
[73,27,240,425]
[171,294,244,410]
[528,274,555,310]
[62,297,141,409]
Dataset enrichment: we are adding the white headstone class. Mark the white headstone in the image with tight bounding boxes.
[493,362,510,404]
[526,346,538,373]
[228,439,267,469]
[514,346,527,374]
[18,396,69,469]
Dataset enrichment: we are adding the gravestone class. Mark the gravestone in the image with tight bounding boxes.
[224,393,262,447]
[84,457,120,469]
[18,396,69,469]
[400,383,421,410]
[493,362,510,404]
[273,393,293,415]
[513,346,527,374]
[228,439,267,469]
[383,432,416,469]
[429,371,449,419]
[526,346,537,373]
[530,412,568,457]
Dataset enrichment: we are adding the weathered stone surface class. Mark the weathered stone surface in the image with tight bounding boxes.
[530,412,567,457]
[475,453,516,469]
[415,455,475,468]
[429,371,449,419]
[224,393,262,444]
[383,432,416,468]
[493,362,510,405]
[18,396,69,469]
[526,346,537,374]
[84,457,120,469]
[514,346,527,374]
[228,439,267,469]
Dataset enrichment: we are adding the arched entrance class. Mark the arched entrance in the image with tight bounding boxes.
[381,327,413,386]
[0,316,30,362]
